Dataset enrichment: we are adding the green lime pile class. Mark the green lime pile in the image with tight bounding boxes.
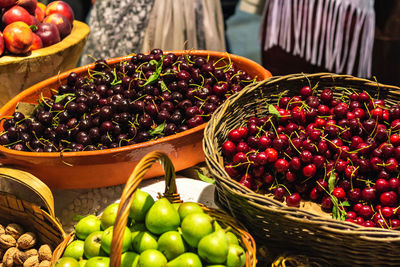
[55,189,246,267]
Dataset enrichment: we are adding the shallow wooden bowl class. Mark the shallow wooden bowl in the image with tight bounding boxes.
[0,50,271,189]
[0,20,90,108]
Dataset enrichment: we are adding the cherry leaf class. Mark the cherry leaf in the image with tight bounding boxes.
[332,205,339,220]
[160,81,171,93]
[149,60,158,66]
[54,93,75,103]
[196,170,215,184]
[268,104,280,120]
[15,102,36,118]
[328,172,336,193]
[341,201,350,207]
[110,68,122,86]
[148,122,166,136]
[144,56,165,86]
[72,214,85,221]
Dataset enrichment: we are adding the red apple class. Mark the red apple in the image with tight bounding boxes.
[37,1,46,13]
[30,32,42,50]
[3,21,33,54]
[30,15,39,27]
[0,32,4,56]
[45,1,74,24]
[34,5,44,21]
[0,0,17,8]
[43,13,71,38]
[17,0,37,15]
[2,6,33,27]
[35,22,60,47]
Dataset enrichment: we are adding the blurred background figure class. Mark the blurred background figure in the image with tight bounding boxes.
[259,0,375,78]
[80,0,227,66]
[220,0,240,53]
[372,0,400,85]
[141,0,226,53]
[80,0,155,66]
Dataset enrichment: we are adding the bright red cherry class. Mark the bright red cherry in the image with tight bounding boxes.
[371,107,383,119]
[233,152,247,165]
[228,129,242,143]
[265,148,278,163]
[255,152,268,166]
[332,187,346,200]
[239,174,254,189]
[358,205,373,218]
[274,158,289,173]
[285,170,296,182]
[236,141,250,154]
[375,178,389,192]
[237,126,248,139]
[385,158,398,172]
[224,164,239,179]
[361,187,376,202]
[380,191,398,207]
[349,188,361,203]
[390,134,400,146]
[309,187,320,201]
[381,207,394,219]
[286,193,301,207]
[302,164,316,178]
[299,86,312,98]
[317,179,328,192]
[321,196,333,210]
[347,211,357,220]
[222,140,236,157]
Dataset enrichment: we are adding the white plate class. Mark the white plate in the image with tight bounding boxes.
[53,177,216,233]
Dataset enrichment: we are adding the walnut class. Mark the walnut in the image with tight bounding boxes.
[0,235,16,250]
[38,261,50,267]
[24,249,37,259]
[14,249,26,265]
[0,225,5,235]
[3,247,18,267]
[37,245,51,262]
[23,256,39,267]
[5,224,24,240]
[17,233,36,250]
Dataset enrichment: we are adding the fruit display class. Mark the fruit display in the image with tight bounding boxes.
[0,49,258,153]
[0,0,75,56]
[55,189,248,267]
[0,222,53,267]
[220,84,400,229]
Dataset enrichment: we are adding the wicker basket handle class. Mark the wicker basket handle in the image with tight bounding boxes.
[0,167,56,219]
[109,151,179,267]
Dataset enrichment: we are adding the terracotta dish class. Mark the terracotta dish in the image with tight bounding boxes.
[0,50,271,189]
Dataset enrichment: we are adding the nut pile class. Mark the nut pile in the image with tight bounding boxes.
[0,223,52,267]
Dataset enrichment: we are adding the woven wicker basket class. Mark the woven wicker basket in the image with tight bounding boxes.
[52,151,257,266]
[0,167,65,253]
[203,73,400,266]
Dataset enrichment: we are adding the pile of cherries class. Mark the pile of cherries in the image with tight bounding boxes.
[222,86,400,229]
[0,49,255,152]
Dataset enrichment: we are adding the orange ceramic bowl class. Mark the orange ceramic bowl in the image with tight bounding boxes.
[0,50,271,189]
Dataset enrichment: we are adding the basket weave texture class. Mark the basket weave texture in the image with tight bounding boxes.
[203,73,400,266]
[0,167,65,251]
[52,151,257,266]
